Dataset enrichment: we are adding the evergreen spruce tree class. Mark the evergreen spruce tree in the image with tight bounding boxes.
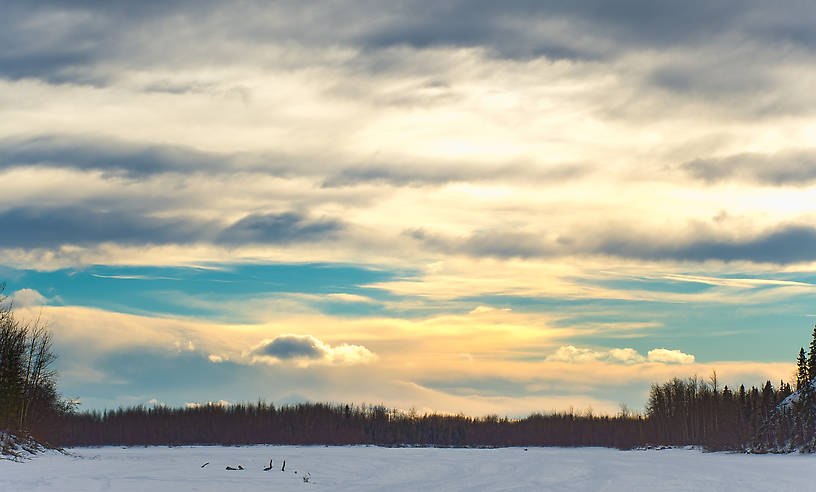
[800,325,816,449]
[807,324,816,383]
[798,347,808,392]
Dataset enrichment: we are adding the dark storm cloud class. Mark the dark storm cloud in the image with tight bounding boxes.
[682,149,816,186]
[252,335,327,360]
[217,213,343,245]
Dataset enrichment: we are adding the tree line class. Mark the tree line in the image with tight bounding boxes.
[52,402,648,449]
[49,378,797,451]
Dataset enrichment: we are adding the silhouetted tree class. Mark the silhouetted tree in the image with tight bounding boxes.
[0,284,62,443]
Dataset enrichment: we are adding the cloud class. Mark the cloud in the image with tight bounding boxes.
[15,301,787,414]
[0,1,736,84]
[413,222,816,265]
[0,135,230,178]
[0,3,111,84]
[408,228,554,259]
[547,345,693,365]
[5,1,812,105]
[0,134,587,187]
[547,345,608,363]
[249,334,376,366]
[683,149,816,185]
[321,161,588,187]
[0,205,345,249]
[354,1,765,62]
[0,134,324,180]
[469,305,511,315]
[11,288,47,307]
[326,293,375,303]
[594,224,816,265]
[186,399,231,409]
[253,335,327,360]
[647,348,695,364]
[0,206,204,248]
[217,212,343,245]
[608,348,647,364]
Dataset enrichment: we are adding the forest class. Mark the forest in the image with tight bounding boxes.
[2,283,816,453]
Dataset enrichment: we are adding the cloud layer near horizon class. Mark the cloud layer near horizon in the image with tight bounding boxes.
[10,301,793,415]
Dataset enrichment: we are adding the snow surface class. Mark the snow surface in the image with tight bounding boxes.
[3,445,816,491]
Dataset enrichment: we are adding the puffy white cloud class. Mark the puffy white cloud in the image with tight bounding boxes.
[608,348,646,364]
[547,345,607,363]
[11,288,47,307]
[647,348,695,365]
[548,345,694,365]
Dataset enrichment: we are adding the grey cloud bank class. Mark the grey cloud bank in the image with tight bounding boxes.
[6,1,814,68]
[0,135,227,178]
[683,149,816,185]
[411,224,816,265]
[0,134,587,186]
[217,213,343,245]
[0,207,343,249]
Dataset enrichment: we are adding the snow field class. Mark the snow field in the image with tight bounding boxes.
[2,445,816,491]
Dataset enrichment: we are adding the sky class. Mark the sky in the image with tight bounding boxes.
[2,1,816,416]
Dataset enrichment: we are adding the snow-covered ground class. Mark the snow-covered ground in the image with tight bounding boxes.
[3,445,816,491]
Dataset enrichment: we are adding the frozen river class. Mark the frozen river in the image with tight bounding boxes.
[2,445,814,491]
